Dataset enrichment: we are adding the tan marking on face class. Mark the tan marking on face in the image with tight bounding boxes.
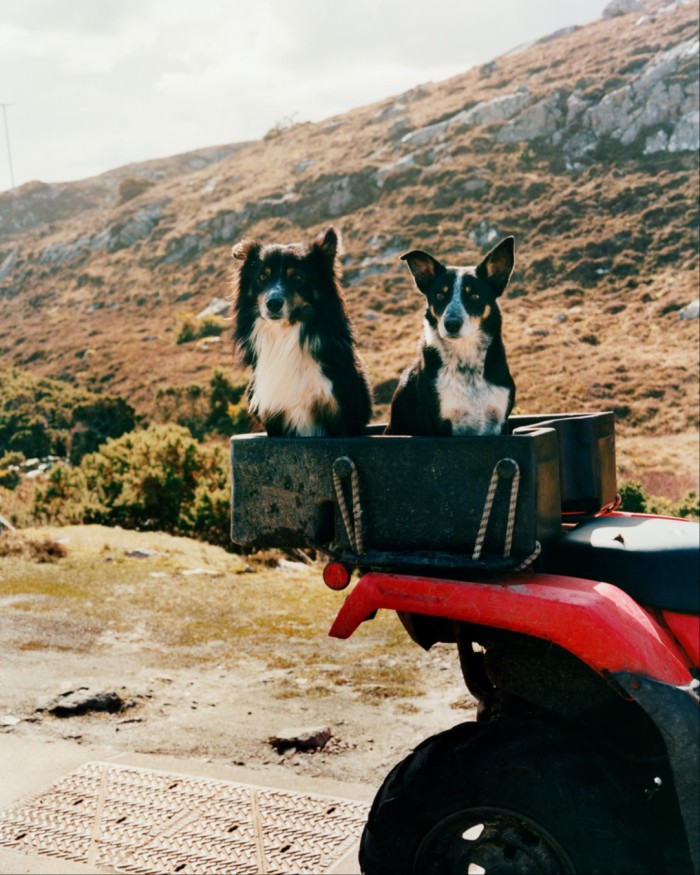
[482,304,491,320]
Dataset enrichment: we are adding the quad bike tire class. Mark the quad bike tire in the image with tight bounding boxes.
[359,716,662,875]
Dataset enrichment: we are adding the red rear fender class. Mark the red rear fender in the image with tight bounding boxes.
[329,571,695,686]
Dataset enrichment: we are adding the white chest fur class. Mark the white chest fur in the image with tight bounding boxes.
[432,330,510,435]
[249,321,338,436]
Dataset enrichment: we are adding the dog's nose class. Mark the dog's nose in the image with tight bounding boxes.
[265,295,284,316]
[443,317,463,336]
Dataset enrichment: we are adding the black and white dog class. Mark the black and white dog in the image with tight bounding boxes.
[386,236,516,436]
[232,226,372,436]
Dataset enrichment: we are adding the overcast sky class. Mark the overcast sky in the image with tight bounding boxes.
[0,0,611,192]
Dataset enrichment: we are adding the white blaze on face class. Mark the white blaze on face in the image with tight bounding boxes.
[437,270,480,340]
[249,320,338,435]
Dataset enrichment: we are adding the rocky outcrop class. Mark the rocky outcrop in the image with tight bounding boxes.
[399,89,532,149]
[39,199,171,264]
[496,92,566,143]
[0,143,243,243]
[0,247,18,281]
[394,31,698,168]
[581,38,699,152]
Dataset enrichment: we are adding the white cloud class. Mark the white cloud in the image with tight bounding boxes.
[0,0,611,190]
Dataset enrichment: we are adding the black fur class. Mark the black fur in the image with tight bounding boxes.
[231,226,372,436]
[387,236,516,436]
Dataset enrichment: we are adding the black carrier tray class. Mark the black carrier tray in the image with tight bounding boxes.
[508,411,616,517]
[230,425,565,572]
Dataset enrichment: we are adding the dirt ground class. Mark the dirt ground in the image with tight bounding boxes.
[0,525,476,792]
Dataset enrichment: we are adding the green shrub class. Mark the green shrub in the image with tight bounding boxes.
[671,490,699,520]
[117,176,154,205]
[33,424,232,545]
[618,479,699,520]
[176,313,198,344]
[176,312,227,345]
[618,479,649,513]
[153,371,250,439]
[0,450,23,489]
[0,365,136,463]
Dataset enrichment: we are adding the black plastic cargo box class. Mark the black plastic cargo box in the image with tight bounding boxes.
[508,412,616,517]
[231,424,565,572]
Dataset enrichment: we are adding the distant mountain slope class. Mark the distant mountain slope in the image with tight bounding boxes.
[0,0,697,492]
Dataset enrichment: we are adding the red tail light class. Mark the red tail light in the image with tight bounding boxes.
[323,562,352,590]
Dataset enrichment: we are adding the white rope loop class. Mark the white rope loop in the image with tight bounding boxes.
[472,457,521,562]
[332,456,364,554]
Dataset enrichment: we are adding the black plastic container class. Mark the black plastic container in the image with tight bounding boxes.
[231,426,561,570]
[508,411,616,517]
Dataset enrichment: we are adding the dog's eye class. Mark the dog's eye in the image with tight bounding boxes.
[257,273,268,283]
[436,292,445,301]
[291,273,305,285]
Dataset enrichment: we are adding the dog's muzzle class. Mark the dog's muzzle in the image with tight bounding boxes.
[263,289,286,320]
[442,316,464,338]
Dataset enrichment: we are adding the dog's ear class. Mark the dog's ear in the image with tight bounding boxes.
[231,239,260,263]
[401,251,443,294]
[313,226,342,262]
[476,236,515,296]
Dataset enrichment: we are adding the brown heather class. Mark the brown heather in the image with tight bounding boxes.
[0,1,698,497]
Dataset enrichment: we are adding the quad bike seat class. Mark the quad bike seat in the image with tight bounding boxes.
[544,515,700,613]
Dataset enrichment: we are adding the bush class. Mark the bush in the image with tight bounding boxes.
[117,176,154,205]
[618,480,649,513]
[675,490,699,520]
[176,312,227,345]
[0,365,136,463]
[33,424,232,545]
[153,371,251,439]
[619,479,699,520]
[0,450,23,489]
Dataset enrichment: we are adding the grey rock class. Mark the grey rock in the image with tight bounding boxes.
[400,120,450,148]
[668,109,700,152]
[0,247,18,281]
[603,0,644,18]
[583,38,699,148]
[0,513,17,532]
[375,154,417,187]
[371,102,407,123]
[39,236,91,264]
[269,725,332,753]
[457,90,532,127]
[196,297,230,319]
[37,687,125,718]
[469,220,501,249]
[678,299,699,320]
[644,129,670,154]
[294,159,315,174]
[496,92,565,143]
[400,90,532,150]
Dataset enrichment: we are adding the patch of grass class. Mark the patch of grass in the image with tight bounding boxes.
[0,525,426,703]
[18,640,75,652]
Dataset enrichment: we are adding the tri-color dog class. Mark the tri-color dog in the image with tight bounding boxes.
[387,236,516,436]
[232,226,372,436]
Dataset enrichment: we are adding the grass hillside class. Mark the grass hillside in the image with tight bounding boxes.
[0,0,697,496]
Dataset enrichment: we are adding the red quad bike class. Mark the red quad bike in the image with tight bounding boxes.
[230,412,700,875]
